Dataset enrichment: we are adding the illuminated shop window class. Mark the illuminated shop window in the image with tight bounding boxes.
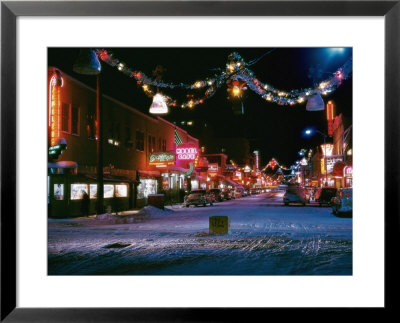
[104,184,114,198]
[137,179,157,199]
[115,184,128,197]
[53,184,64,200]
[89,184,97,199]
[191,180,199,190]
[71,184,88,200]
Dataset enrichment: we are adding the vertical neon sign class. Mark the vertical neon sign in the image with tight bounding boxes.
[49,71,63,146]
[327,101,334,137]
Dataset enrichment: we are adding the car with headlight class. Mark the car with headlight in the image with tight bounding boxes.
[331,188,352,216]
[184,189,214,207]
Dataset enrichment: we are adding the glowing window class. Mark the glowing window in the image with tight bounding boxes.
[115,184,128,197]
[71,184,88,200]
[53,184,64,200]
[104,185,114,198]
[89,184,97,199]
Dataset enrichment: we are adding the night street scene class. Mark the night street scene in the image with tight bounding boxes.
[48,48,353,275]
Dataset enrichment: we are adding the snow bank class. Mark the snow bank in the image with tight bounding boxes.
[137,205,174,218]
[93,206,174,224]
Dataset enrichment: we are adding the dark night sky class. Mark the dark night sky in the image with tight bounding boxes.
[48,47,352,167]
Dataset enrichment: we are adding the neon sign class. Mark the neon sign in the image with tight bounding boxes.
[208,163,218,172]
[343,166,353,177]
[49,70,63,146]
[176,144,198,161]
[321,144,334,157]
[149,152,175,166]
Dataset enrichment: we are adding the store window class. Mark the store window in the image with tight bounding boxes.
[148,135,156,154]
[71,184,88,200]
[71,105,79,135]
[53,184,64,200]
[89,184,97,199]
[115,184,128,197]
[61,103,70,132]
[104,184,114,198]
[137,179,157,199]
[190,180,199,190]
[86,105,96,140]
[136,130,144,151]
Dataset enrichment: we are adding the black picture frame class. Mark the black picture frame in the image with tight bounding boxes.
[1,1,398,321]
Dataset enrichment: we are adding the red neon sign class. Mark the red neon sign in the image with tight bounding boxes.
[327,101,334,137]
[176,144,198,161]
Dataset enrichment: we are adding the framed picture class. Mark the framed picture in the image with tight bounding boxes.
[1,0,398,321]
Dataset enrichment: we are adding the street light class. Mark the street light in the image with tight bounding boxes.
[73,49,104,214]
[305,128,328,187]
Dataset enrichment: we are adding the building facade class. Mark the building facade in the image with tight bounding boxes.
[48,67,201,217]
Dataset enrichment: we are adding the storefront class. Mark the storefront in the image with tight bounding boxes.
[48,161,132,218]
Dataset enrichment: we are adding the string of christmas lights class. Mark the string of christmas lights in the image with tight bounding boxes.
[95,49,352,109]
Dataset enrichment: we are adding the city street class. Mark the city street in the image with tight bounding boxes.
[48,192,352,275]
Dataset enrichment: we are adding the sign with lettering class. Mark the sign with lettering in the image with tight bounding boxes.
[208,163,218,172]
[176,144,198,161]
[344,166,353,177]
[224,165,236,171]
[149,152,175,166]
[209,216,230,235]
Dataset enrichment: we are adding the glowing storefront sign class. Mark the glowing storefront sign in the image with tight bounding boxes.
[208,163,218,172]
[49,71,63,146]
[176,144,198,161]
[344,166,353,177]
[149,152,175,166]
[321,144,334,157]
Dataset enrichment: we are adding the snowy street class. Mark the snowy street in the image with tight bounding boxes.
[48,192,352,275]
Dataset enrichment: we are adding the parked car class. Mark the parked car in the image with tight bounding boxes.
[283,186,308,206]
[221,189,233,200]
[331,188,352,216]
[184,189,214,207]
[314,187,337,206]
[303,186,315,202]
[208,188,224,202]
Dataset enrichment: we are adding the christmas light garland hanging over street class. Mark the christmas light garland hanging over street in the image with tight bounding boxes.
[96,49,352,110]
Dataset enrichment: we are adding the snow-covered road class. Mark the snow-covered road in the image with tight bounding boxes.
[48,193,352,275]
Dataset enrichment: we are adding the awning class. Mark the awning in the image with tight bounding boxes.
[48,161,77,169]
[83,173,133,183]
[167,165,189,173]
[138,170,161,177]
[224,178,239,186]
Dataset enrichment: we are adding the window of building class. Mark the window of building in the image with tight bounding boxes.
[136,130,144,151]
[148,135,156,154]
[115,184,128,197]
[104,184,114,198]
[71,105,79,135]
[137,179,157,199]
[125,126,133,148]
[61,103,70,132]
[89,184,97,199]
[70,184,88,200]
[162,139,167,152]
[86,105,96,140]
[53,184,64,200]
